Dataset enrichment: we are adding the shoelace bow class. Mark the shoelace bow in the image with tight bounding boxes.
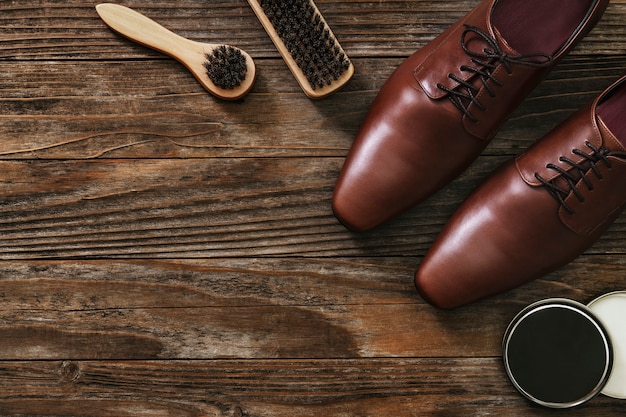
[437,25,553,122]
[535,141,626,214]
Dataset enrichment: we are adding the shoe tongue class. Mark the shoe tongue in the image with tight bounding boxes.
[492,25,521,56]
[598,114,626,154]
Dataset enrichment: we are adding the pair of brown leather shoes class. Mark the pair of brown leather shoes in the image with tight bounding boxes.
[333,0,625,307]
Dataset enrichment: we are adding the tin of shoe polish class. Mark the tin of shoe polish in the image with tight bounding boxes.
[502,298,613,408]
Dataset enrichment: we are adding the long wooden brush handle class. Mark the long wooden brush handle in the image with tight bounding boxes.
[96,3,201,59]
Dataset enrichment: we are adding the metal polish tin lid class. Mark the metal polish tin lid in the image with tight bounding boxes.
[587,291,626,399]
[503,298,613,408]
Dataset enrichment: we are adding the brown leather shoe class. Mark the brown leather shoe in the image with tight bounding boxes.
[415,75,626,309]
[333,0,609,231]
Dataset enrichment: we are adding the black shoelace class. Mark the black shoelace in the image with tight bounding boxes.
[437,25,553,123]
[535,141,626,214]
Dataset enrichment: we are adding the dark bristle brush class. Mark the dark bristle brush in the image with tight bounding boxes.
[96,3,255,100]
[247,0,354,99]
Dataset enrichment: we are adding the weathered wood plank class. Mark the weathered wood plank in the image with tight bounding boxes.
[1,0,625,59]
[0,158,623,259]
[0,55,624,159]
[0,257,623,360]
[0,359,623,417]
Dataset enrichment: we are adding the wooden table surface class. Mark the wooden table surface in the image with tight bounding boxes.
[1,1,625,416]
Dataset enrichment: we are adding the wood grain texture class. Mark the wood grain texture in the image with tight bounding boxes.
[1,0,625,59]
[0,0,625,416]
[0,359,623,417]
[0,257,624,362]
[0,157,623,259]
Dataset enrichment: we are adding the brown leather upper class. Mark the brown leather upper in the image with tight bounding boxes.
[333,0,609,231]
[415,77,626,309]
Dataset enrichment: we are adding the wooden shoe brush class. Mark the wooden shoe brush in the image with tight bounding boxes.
[96,3,255,100]
[247,0,354,99]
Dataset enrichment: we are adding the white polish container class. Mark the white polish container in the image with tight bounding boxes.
[587,291,626,399]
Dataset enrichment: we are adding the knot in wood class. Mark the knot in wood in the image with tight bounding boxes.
[59,361,82,383]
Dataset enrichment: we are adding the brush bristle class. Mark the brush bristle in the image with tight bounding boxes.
[204,45,248,90]
[258,0,351,90]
